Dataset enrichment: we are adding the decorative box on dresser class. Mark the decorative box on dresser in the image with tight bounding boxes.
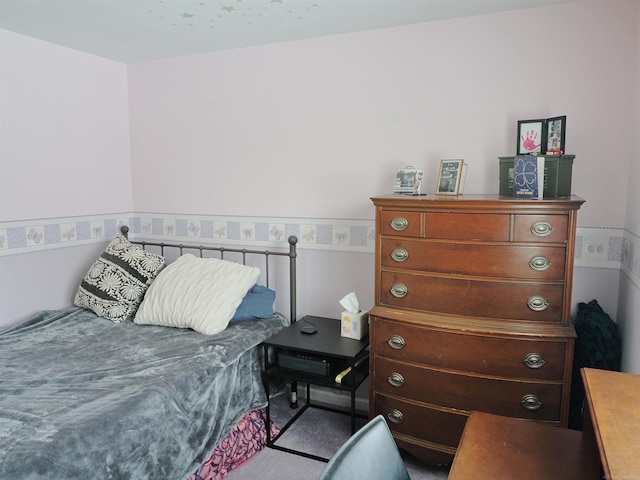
[369,194,585,466]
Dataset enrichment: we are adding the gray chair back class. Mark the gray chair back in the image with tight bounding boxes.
[318,415,411,480]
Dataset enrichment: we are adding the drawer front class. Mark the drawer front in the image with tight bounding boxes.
[374,358,562,421]
[379,211,421,237]
[394,438,454,468]
[374,393,467,449]
[380,272,564,322]
[379,212,570,243]
[514,214,569,243]
[424,213,510,241]
[372,318,567,379]
[381,239,567,280]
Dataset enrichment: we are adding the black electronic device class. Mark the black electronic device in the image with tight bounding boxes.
[300,325,317,334]
[277,350,331,377]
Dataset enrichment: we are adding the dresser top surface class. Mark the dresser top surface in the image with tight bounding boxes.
[371,194,585,210]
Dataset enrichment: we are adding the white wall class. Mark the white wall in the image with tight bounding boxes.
[616,0,640,374]
[0,243,107,323]
[0,30,132,221]
[0,30,132,325]
[127,1,636,228]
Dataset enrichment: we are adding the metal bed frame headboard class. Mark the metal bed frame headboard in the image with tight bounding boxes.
[120,225,298,323]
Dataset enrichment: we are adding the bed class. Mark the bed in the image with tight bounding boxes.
[0,226,298,480]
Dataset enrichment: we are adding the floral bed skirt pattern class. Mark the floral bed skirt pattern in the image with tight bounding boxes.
[189,408,280,480]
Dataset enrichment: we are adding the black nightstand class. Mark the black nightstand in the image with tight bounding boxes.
[263,316,369,462]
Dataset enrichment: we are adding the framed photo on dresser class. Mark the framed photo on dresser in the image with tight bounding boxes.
[546,115,566,154]
[517,118,547,155]
[436,159,464,195]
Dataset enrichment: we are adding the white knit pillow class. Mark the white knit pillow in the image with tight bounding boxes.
[134,254,260,335]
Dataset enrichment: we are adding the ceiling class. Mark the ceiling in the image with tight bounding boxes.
[0,0,579,63]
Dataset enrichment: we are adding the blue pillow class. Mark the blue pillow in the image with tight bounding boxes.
[230,284,276,322]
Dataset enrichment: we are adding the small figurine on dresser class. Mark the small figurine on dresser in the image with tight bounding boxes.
[394,166,424,195]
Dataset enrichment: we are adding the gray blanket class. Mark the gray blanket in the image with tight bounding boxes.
[0,307,286,480]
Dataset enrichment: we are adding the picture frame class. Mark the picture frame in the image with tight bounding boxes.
[436,159,464,195]
[546,115,566,154]
[394,166,424,195]
[517,119,547,155]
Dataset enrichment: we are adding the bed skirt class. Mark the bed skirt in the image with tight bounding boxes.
[189,408,280,480]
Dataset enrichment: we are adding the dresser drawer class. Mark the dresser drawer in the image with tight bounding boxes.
[514,214,569,243]
[374,393,467,449]
[424,213,510,241]
[372,318,567,379]
[379,211,421,237]
[380,272,564,322]
[381,239,567,280]
[374,358,562,421]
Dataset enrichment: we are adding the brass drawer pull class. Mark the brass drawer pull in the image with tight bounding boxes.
[390,216,409,231]
[520,394,543,411]
[391,247,409,262]
[387,372,405,388]
[527,296,549,312]
[531,221,553,237]
[390,283,408,298]
[529,256,551,271]
[523,353,545,369]
[387,335,406,350]
[386,409,404,424]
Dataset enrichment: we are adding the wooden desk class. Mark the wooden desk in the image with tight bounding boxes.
[582,368,640,480]
[449,367,640,479]
[447,411,597,480]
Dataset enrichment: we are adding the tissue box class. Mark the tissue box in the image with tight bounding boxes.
[341,311,369,340]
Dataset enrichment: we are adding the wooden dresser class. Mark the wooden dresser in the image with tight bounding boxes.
[369,194,585,466]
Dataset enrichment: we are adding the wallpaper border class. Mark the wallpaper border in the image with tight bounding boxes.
[0,212,375,255]
[0,213,637,286]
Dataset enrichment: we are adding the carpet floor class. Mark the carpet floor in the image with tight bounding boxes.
[225,392,450,480]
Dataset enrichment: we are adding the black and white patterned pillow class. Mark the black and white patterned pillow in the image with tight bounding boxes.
[74,234,165,323]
